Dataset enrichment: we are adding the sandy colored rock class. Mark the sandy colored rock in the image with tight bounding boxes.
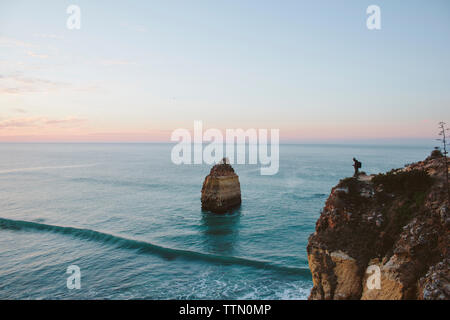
[361,257,407,300]
[330,251,362,299]
[201,163,241,213]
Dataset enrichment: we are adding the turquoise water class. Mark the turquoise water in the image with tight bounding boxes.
[0,143,431,299]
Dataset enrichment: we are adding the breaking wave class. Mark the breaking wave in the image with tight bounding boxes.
[0,217,311,277]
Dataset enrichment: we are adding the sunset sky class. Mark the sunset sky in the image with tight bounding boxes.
[0,0,449,143]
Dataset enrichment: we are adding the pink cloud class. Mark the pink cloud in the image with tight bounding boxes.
[0,117,40,129]
[0,74,68,94]
[0,36,33,48]
[43,117,86,125]
[0,117,87,129]
[0,130,171,142]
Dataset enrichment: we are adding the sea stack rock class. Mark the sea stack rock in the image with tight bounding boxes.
[201,158,241,213]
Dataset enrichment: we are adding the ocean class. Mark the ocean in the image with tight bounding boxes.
[0,143,431,299]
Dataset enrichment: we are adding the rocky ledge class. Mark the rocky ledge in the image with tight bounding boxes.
[307,151,449,300]
[201,162,241,213]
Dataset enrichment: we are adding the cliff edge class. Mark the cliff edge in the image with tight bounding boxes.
[307,152,449,300]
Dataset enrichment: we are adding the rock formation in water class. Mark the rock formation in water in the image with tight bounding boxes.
[307,152,449,300]
[201,161,241,213]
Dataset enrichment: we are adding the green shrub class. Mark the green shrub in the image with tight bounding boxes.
[372,169,432,196]
[338,177,366,205]
[394,201,415,229]
[413,191,426,207]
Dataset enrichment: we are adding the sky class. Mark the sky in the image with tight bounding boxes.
[0,0,449,143]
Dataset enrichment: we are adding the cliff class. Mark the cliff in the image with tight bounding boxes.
[307,152,449,300]
[201,163,241,213]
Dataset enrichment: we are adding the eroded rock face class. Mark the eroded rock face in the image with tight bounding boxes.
[307,153,450,300]
[201,163,241,213]
[417,258,450,300]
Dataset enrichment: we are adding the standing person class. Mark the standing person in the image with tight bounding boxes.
[353,158,362,177]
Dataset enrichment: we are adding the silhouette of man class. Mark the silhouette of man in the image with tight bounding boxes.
[220,157,229,165]
[353,158,362,177]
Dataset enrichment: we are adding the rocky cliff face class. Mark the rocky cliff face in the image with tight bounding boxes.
[201,163,241,213]
[307,152,449,300]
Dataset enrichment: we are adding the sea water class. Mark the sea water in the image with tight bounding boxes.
[0,143,431,299]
